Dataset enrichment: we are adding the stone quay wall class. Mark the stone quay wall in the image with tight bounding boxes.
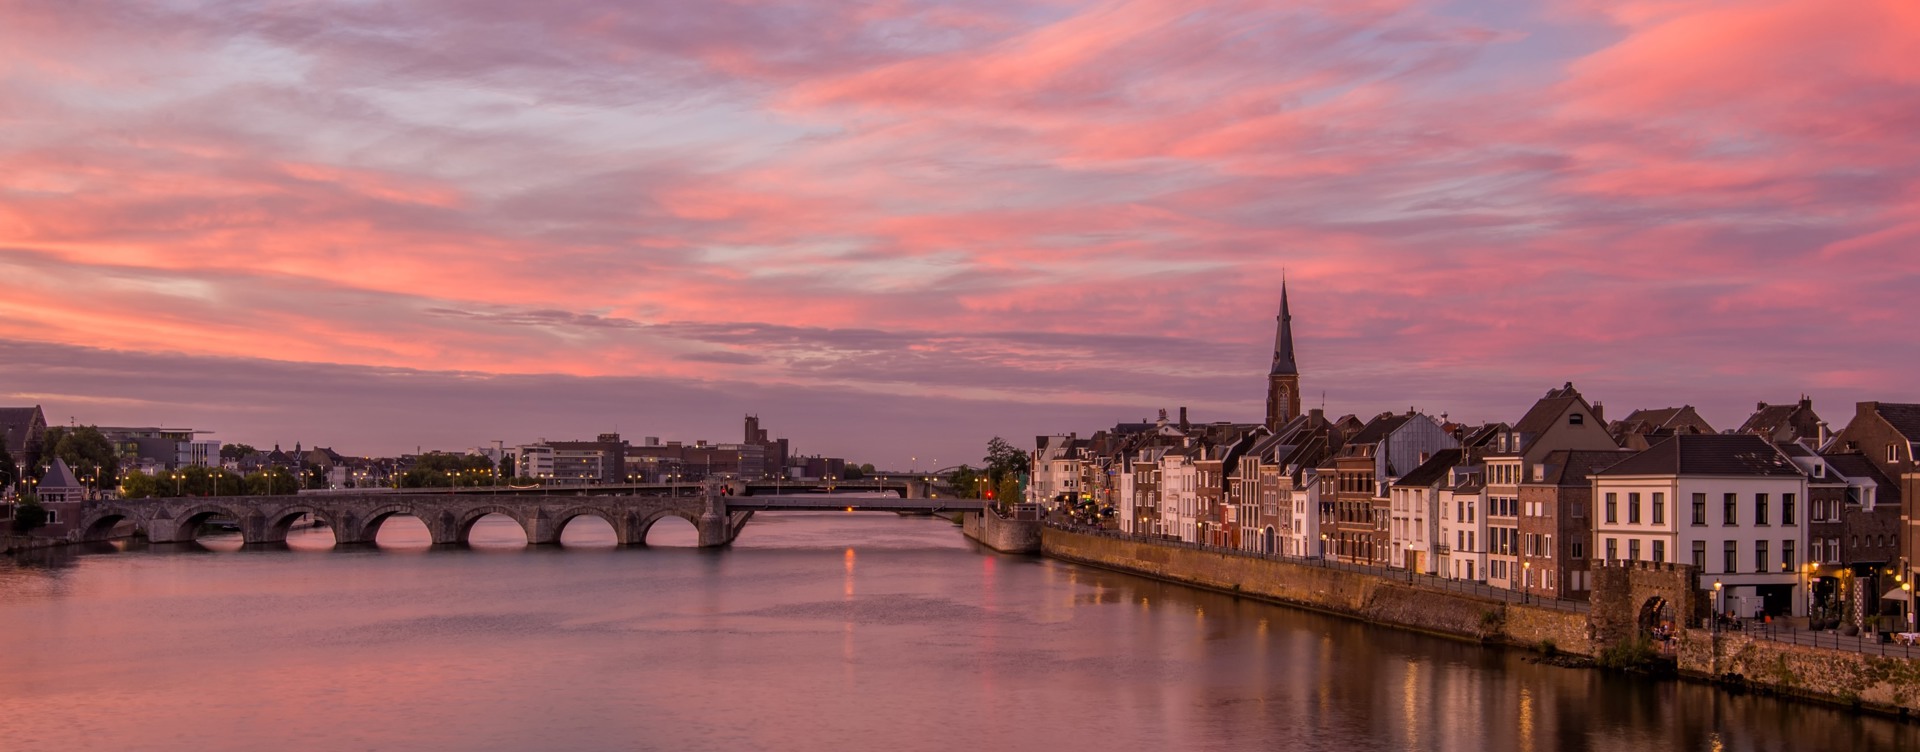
[1039,526,1587,652]
[1675,630,1920,714]
[1040,526,1920,717]
[961,512,1042,554]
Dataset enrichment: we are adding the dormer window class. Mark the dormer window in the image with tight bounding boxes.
[1891,444,1901,463]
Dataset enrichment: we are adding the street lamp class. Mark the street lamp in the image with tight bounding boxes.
[1906,581,1915,634]
[1523,561,1532,603]
[1712,580,1724,633]
[1320,534,1329,566]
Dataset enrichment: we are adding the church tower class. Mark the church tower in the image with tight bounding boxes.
[1266,280,1301,430]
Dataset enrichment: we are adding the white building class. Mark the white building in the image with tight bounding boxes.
[1391,449,1462,575]
[1592,434,1810,618]
[1438,468,1486,581]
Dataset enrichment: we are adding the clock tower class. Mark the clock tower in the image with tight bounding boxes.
[1266,280,1301,430]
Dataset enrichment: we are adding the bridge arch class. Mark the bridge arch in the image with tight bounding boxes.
[633,509,704,546]
[169,503,252,543]
[453,505,532,545]
[349,503,449,545]
[78,505,149,543]
[260,502,335,545]
[548,505,624,546]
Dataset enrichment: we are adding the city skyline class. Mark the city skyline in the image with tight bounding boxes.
[4,1,1918,466]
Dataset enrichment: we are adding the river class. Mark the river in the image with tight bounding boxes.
[1,513,1913,751]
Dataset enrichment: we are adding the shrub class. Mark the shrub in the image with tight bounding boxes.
[1539,639,1558,656]
[1597,636,1658,670]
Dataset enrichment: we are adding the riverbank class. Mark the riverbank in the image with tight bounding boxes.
[1038,524,1920,718]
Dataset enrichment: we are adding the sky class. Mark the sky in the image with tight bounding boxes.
[2,0,1917,469]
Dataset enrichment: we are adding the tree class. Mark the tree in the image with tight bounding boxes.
[41,425,121,489]
[119,470,160,499]
[946,465,983,498]
[11,496,47,533]
[246,467,298,495]
[0,440,16,491]
[842,465,865,480]
[220,443,259,461]
[983,436,1029,488]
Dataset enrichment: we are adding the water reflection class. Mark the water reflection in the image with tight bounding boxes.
[1,514,1914,752]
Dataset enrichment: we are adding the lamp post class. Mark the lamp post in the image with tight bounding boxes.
[1906,581,1916,634]
[1523,561,1532,603]
[1320,534,1329,566]
[1712,580,1724,633]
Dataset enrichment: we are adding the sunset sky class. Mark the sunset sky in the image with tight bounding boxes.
[2,0,1916,468]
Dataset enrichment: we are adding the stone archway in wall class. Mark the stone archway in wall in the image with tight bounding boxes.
[1590,560,1701,647]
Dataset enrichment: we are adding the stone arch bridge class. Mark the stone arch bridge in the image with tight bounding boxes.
[73,489,985,548]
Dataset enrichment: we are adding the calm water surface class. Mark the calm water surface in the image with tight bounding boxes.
[1,513,1913,751]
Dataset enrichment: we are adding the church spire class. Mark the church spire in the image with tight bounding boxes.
[1271,279,1297,376]
[1265,278,1303,430]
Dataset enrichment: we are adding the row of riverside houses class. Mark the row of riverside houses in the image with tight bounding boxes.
[1029,281,1920,631]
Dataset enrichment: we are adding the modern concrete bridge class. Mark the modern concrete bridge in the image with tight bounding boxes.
[73,486,985,548]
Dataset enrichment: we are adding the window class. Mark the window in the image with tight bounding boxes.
[1629,539,1641,561]
[1570,413,1584,425]
[1724,493,1738,526]
[1692,540,1706,570]
[1606,538,1618,562]
[1783,540,1795,571]
[44,509,58,524]
[1692,493,1706,526]
[1755,540,1769,573]
[1755,494,1769,526]
[1892,443,1902,463]
[1629,493,1642,524]
[1652,540,1665,563]
[1652,493,1665,525]
[1782,493,1795,525]
[1606,493,1618,523]
[1724,541,1737,573]
[1572,539,1585,559]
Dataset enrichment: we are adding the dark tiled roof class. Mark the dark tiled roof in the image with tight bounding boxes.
[1513,396,1578,436]
[1873,403,1920,442]
[41,458,81,489]
[1740,404,1798,435]
[1537,449,1635,486]
[1597,434,1802,477]
[1350,413,1412,446]
[1821,453,1902,506]
[1395,449,1463,488]
[0,406,46,454]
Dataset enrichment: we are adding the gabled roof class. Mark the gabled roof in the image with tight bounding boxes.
[1535,449,1635,486]
[1869,403,1920,441]
[1395,449,1463,488]
[1512,383,1587,436]
[1821,453,1902,506]
[1596,434,1802,477]
[0,405,47,455]
[1350,413,1412,446]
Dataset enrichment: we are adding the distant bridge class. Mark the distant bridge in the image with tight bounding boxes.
[436,477,953,499]
[74,486,985,548]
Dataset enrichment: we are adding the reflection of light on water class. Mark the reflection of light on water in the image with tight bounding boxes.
[1402,660,1419,750]
[1518,687,1534,751]
[844,547,856,684]
[1709,733,1724,752]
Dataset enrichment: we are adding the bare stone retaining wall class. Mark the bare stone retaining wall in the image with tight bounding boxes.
[961,513,1041,554]
[1676,631,1920,714]
[1039,526,1581,651]
[1041,526,1920,717]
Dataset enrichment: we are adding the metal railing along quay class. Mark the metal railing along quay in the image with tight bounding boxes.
[1043,522,1589,613]
[1731,621,1920,659]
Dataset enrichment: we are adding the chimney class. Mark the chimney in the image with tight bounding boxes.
[1179,407,1189,431]
[1799,396,1813,410]
[1310,408,1324,422]
[1817,421,1831,448]
[1592,402,1605,424]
